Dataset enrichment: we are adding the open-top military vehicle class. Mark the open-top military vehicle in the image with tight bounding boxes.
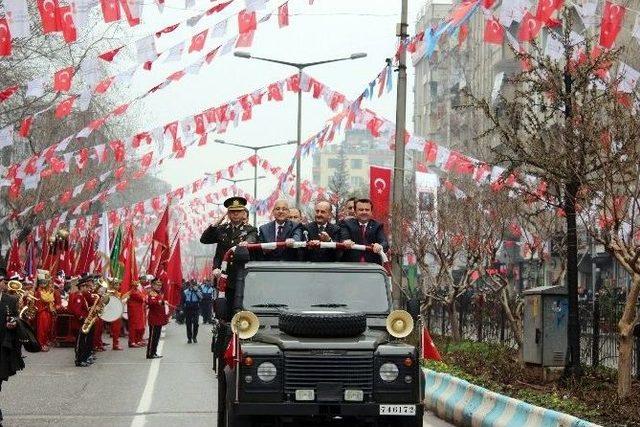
[214,243,424,427]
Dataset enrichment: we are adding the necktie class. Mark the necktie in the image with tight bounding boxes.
[276,224,284,242]
[319,224,325,234]
[359,224,366,262]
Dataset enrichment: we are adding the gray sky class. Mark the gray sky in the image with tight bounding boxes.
[121,0,423,220]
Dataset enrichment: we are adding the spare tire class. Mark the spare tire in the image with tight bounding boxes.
[278,311,366,338]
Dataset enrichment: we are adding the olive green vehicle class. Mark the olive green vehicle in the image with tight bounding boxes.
[216,259,424,427]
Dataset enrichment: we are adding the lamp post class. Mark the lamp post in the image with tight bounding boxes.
[234,51,367,209]
[211,139,296,226]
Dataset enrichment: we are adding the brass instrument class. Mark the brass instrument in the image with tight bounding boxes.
[81,292,108,334]
[7,280,39,320]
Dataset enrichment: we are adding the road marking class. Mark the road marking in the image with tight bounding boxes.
[131,333,165,427]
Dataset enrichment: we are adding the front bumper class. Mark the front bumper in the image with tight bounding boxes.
[233,402,424,417]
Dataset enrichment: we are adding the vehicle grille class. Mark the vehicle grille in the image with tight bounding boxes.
[283,351,374,394]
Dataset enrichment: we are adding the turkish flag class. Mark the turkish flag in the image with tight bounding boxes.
[267,82,283,101]
[54,66,74,92]
[57,4,77,42]
[0,85,18,102]
[100,0,121,22]
[95,76,114,94]
[19,116,33,137]
[484,18,503,44]
[120,226,138,293]
[6,240,22,277]
[37,0,60,33]
[149,207,170,278]
[278,2,289,28]
[535,0,562,26]
[188,29,208,53]
[119,0,141,26]
[236,30,255,48]
[55,95,77,118]
[166,239,183,308]
[238,9,257,33]
[140,151,153,168]
[599,1,625,49]
[59,189,72,204]
[518,12,542,42]
[367,116,384,137]
[0,17,12,56]
[369,166,392,226]
[421,327,442,361]
[99,46,123,61]
[109,139,125,162]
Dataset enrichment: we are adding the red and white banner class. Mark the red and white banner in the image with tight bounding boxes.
[369,166,392,226]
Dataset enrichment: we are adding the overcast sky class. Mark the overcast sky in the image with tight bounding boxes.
[117,0,427,214]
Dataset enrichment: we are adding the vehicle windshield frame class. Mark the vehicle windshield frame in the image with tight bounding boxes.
[238,264,392,316]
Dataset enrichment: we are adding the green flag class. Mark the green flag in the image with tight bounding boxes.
[110,226,123,279]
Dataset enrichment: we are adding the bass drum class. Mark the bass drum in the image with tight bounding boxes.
[100,297,124,322]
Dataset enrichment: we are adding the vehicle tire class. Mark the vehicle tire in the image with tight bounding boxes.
[278,311,366,337]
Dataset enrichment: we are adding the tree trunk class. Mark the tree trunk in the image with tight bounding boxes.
[616,274,639,398]
[564,180,582,376]
[449,301,460,341]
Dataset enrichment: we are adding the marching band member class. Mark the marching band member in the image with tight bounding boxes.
[146,279,168,359]
[109,279,128,351]
[34,270,55,351]
[127,275,149,348]
[69,275,95,367]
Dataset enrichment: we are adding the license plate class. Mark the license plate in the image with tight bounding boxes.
[379,404,416,416]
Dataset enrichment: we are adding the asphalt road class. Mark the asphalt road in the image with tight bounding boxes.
[1,322,452,427]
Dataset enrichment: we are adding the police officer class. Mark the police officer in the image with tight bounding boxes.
[183,281,202,343]
[200,281,215,324]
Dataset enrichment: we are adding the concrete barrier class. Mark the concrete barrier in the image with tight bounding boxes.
[422,368,601,427]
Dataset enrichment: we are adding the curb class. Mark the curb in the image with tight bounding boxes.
[422,368,600,427]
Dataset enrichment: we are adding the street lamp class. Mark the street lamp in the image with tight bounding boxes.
[211,139,297,226]
[233,51,368,208]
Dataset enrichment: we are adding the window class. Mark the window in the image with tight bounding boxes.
[351,176,364,187]
[327,158,340,168]
[350,159,363,169]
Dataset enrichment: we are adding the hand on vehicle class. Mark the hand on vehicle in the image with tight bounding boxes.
[285,238,295,247]
[343,239,354,248]
[319,231,331,242]
[308,240,321,248]
[372,243,383,254]
[238,241,248,247]
[212,268,221,278]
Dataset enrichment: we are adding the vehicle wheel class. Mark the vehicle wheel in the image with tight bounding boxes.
[278,311,366,338]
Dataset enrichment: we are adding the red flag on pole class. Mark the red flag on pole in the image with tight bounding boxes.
[166,239,183,309]
[599,1,625,49]
[120,226,138,294]
[148,207,170,277]
[369,166,392,226]
[7,239,22,277]
[421,327,442,361]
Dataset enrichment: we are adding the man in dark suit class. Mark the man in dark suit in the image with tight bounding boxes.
[0,269,25,422]
[340,198,389,265]
[306,201,341,262]
[258,200,303,261]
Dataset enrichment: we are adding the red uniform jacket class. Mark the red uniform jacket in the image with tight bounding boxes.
[68,291,90,320]
[127,288,146,330]
[147,292,168,327]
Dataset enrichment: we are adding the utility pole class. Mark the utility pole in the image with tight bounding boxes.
[391,0,408,309]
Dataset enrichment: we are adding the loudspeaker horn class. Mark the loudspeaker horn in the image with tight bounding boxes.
[231,310,260,339]
[386,309,414,338]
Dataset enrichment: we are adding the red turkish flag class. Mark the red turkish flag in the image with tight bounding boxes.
[0,18,12,57]
[535,0,562,26]
[95,76,115,94]
[54,66,74,92]
[109,139,125,162]
[236,30,255,48]
[55,95,77,118]
[518,12,542,42]
[59,189,72,204]
[156,23,179,37]
[119,0,141,26]
[367,116,384,137]
[0,85,18,102]
[57,4,77,43]
[278,2,289,28]
[599,1,625,49]
[238,9,256,33]
[37,0,60,33]
[484,18,504,44]
[99,46,124,62]
[267,82,283,101]
[189,29,208,53]
[140,152,153,168]
[166,239,183,308]
[369,166,392,226]
[100,0,121,22]
[6,240,22,277]
[120,226,138,294]
[114,165,125,179]
[19,116,33,137]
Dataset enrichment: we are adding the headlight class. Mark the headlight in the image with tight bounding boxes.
[256,362,277,382]
[379,362,399,382]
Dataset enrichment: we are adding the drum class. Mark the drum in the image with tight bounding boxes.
[100,297,124,322]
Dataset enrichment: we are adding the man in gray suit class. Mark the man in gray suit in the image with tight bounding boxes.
[258,200,303,261]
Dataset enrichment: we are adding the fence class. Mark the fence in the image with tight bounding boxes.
[425,295,639,378]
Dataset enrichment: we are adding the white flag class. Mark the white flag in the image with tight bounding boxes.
[97,212,111,273]
[136,35,157,63]
[5,0,30,38]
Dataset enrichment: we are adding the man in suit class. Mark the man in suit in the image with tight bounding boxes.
[258,199,303,261]
[306,201,341,262]
[340,198,389,265]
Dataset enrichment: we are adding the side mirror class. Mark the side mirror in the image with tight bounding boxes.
[406,297,420,321]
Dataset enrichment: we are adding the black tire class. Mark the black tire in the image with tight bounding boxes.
[278,311,366,338]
